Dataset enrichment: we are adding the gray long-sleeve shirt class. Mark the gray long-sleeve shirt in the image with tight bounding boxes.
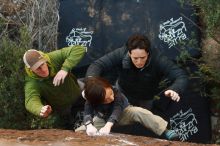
[83,88,129,124]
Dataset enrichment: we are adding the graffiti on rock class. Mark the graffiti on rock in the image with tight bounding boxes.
[66,28,93,49]
[158,17,187,48]
[170,108,198,141]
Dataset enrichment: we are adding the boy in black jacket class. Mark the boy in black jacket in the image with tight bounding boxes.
[76,77,179,141]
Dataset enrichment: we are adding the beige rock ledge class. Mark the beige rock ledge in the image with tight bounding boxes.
[0,129,217,146]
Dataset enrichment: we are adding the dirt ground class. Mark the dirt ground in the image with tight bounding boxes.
[0,129,218,146]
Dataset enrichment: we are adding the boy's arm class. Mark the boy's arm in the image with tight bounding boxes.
[83,101,94,125]
[49,45,86,86]
[107,91,129,124]
[60,45,86,72]
[83,101,98,136]
[99,99,124,135]
[25,81,44,116]
[99,91,129,135]
[49,45,86,72]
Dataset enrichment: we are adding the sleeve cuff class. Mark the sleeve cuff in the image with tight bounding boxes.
[61,67,70,72]
[107,117,117,124]
[84,120,93,126]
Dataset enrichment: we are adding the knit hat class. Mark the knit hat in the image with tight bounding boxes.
[23,49,47,71]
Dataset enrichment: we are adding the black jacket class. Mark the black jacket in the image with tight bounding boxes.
[83,88,129,124]
[86,46,188,102]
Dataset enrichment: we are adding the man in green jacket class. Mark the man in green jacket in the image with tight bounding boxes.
[23,45,86,128]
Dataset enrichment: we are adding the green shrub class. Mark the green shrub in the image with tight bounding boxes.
[178,0,220,104]
[178,0,220,143]
[179,0,220,42]
[0,26,29,129]
[0,25,56,129]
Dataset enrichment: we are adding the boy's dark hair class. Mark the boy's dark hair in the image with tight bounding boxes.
[84,77,112,105]
[126,34,150,53]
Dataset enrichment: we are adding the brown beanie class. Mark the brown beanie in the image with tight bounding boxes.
[23,49,47,71]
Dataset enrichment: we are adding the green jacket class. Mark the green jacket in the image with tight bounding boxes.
[24,45,86,116]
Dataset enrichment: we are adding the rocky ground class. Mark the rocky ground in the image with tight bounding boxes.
[0,129,218,146]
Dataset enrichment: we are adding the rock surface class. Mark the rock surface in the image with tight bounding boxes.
[0,129,217,146]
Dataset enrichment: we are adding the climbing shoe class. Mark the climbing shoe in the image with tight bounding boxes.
[164,129,180,141]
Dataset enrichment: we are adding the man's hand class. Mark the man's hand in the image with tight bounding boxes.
[39,105,52,118]
[164,90,180,102]
[99,122,113,135]
[86,124,98,136]
[53,70,68,86]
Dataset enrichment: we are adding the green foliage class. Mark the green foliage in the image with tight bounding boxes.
[193,0,220,36]
[193,0,220,110]
[177,0,220,100]
[198,64,220,96]
[0,26,29,129]
[30,115,58,129]
[0,24,57,129]
[177,1,220,142]
[179,0,220,41]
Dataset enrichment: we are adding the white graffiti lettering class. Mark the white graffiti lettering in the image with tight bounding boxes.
[158,17,187,48]
[170,108,198,141]
[66,28,93,48]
